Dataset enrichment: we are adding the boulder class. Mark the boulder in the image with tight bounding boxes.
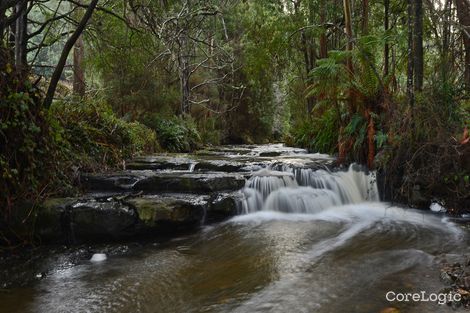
[125,195,206,229]
[207,192,243,222]
[35,198,79,242]
[68,199,137,241]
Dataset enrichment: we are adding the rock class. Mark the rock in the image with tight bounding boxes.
[207,192,244,222]
[124,195,208,234]
[430,202,446,213]
[441,271,455,284]
[68,199,137,241]
[194,160,248,172]
[126,155,194,171]
[81,171,246,194]
[410,184,430,208]
[90,253,107,262]
[259,151,282,157]
[34,191,244,243]
[133,172,246,194]
[457,275,470,289]
[80,171,152,191]
[125,195,206,228]
[35,197,80,242]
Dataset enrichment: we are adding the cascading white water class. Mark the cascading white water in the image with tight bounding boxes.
[188,162,197,172]
[263,187,342,214]
[241,164,379,214]
[245,169,298,199]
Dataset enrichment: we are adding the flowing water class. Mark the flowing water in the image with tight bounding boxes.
[0,145,468,313]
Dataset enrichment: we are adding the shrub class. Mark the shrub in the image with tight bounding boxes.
[142,115,201,152]
[292,108,340,154]
[376,84,469,212]
[50,99,158,172]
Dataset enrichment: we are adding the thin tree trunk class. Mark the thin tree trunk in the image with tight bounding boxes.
[319,0,328,58]
[180,64,191,115]
[384,0,390,76]
[0,9,5,40]
[455,0,470,91]
[179,30,191,115]
[44,0,98,109]
[407,0,414,106]
[343,0,355,112]
[413,0,424,91]
[14,1,27,69]
[73,34,86,96]
[361,0,369,34]
[73,0,86,97]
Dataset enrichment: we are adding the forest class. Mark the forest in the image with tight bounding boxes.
[1,1,470,312]
[1,0,469,244]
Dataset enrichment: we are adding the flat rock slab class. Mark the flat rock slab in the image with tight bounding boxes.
[36,192,243,243]
[126,152,334,173]
[81,171,247,193]
[127,154,269,172]
[127,155,196,171]
[125,195,206,227]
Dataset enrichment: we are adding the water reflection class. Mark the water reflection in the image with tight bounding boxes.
[0,202,466,313]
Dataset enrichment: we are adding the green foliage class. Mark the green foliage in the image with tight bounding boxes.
[344,114,367,153]
[376,79,469,211]
[142,115,201,152]
[375,131,388,149]
[88,9,179,117]
[292,108,339,154]
[0,84,52,201]
[51,99,158,171]
[197,116,222,146]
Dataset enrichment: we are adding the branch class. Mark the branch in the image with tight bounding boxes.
[43,0,98,109]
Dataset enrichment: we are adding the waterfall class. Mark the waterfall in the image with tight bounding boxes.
[240,164,379,214]
[188,162,197,172]
[245,169,298,199]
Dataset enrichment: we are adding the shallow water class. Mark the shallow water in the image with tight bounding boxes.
[1,144,467,313]
[1,203,468,313]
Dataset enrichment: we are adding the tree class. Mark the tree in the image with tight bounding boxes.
[73,0,86,97]
[407,0,414,105]
[130,0,237,115]
[413,0,424,91]
[384,0,390,76]
[44,0,98,108]
[455,0,470,91]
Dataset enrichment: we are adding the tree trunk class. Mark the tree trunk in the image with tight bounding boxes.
[319,0,328,58]
[384,0,390,76]
[44,0,98,109]
[179,30,191,115]
[73,0,86,97]
[365,109,375,169]
[73,34,86,96]
[14,1,27,69]
[361,0,369,34]
[407,0,414,106]
[343,0,355,113]
[455,0,470,91]
[0,8,5,40]
[180,64,191,115]
[413,0,424,91]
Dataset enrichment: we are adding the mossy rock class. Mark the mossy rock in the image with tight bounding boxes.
[126,196,206,227]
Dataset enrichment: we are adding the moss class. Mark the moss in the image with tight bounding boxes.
[128,198,174,226]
